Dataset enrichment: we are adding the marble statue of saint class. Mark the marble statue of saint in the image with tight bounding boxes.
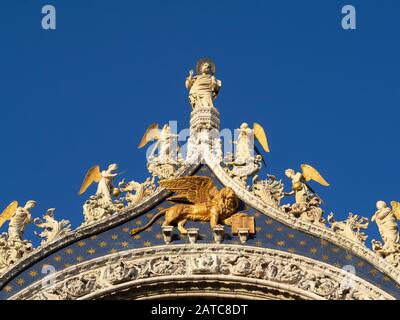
[372,201,400,248]
[185,58,221,109]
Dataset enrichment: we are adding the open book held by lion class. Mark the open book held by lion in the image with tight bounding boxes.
[131,176,239,235]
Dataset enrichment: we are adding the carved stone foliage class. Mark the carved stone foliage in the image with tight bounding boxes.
[327,212,369,244]
[251,174,284,208]
[82,194,119,226]
[147,160,181,180]
[0,235,33,275]
[17,246,390,301]
[223,157,262,187]
[34,209,71,246]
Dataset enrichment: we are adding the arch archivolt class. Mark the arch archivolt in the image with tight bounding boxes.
[10,244,393,300]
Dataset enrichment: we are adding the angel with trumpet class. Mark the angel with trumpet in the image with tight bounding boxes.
[284,164,330,205]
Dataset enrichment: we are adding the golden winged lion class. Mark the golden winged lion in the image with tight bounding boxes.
[131,176,239,235]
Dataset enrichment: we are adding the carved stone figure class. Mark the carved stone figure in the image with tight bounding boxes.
[210,137,223,163]
[34,208,71,246]
[81,195,119,226]
[371,201,400,266]
[0,201,36,273]
[138,123,180,163]
[284,164,329,205]
[79,164,119,204]
[28,246,389,300]
[138,123,183,179]
[99,261,132,286]
[234,123,270,165]
[190,253,219,274]
[283,195,325,226]
[235,123,255,164]
[118,177,156,207]
[223,122,270,186]
[298,272,339,298]
[185,58,221,109]
[79,164,123,225]
[327,212,369,243]
[60,272,101,299]
[131,176,239,235]
[149,256,186,276]
[0,201,36,241]
[230,255,254,276]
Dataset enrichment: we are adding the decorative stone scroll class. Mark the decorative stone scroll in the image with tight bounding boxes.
[327,212,369,244]
[34,209,71,246]
[251,174,284,208]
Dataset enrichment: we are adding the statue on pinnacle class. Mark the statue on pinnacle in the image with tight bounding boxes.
[185,58,221,109]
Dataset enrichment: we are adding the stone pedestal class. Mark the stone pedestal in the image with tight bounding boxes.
[162,226,174,244]
[187,228,199,244]
[187,107,222,161]
[238,228,250,244]
[190,106,220,132]
[212,225,225,244]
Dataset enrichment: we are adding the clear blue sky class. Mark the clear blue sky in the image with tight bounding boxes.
[0,0,399,245]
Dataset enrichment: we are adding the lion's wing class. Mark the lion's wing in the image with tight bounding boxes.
[159,176,219,204]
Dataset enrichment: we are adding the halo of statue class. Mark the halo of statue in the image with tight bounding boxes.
[196,58,216,75]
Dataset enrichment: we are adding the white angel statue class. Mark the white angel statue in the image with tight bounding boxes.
[284,164,330,205]
[0,200,36,241]
[78,163,119,203]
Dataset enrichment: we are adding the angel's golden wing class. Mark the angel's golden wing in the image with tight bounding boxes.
[301,164,330,186]
[159,176,219,204]
[0,201,18,228]
[138,123,160,149]
[391,201,400,220]
[253,123,270,153]
[78,165,101,195]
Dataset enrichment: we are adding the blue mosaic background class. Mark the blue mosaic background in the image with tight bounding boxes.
[1,165,399,299]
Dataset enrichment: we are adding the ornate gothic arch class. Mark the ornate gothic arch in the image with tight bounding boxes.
[9,245,393,300]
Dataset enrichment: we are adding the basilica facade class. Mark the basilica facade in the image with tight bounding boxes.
[1,59,399,300]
